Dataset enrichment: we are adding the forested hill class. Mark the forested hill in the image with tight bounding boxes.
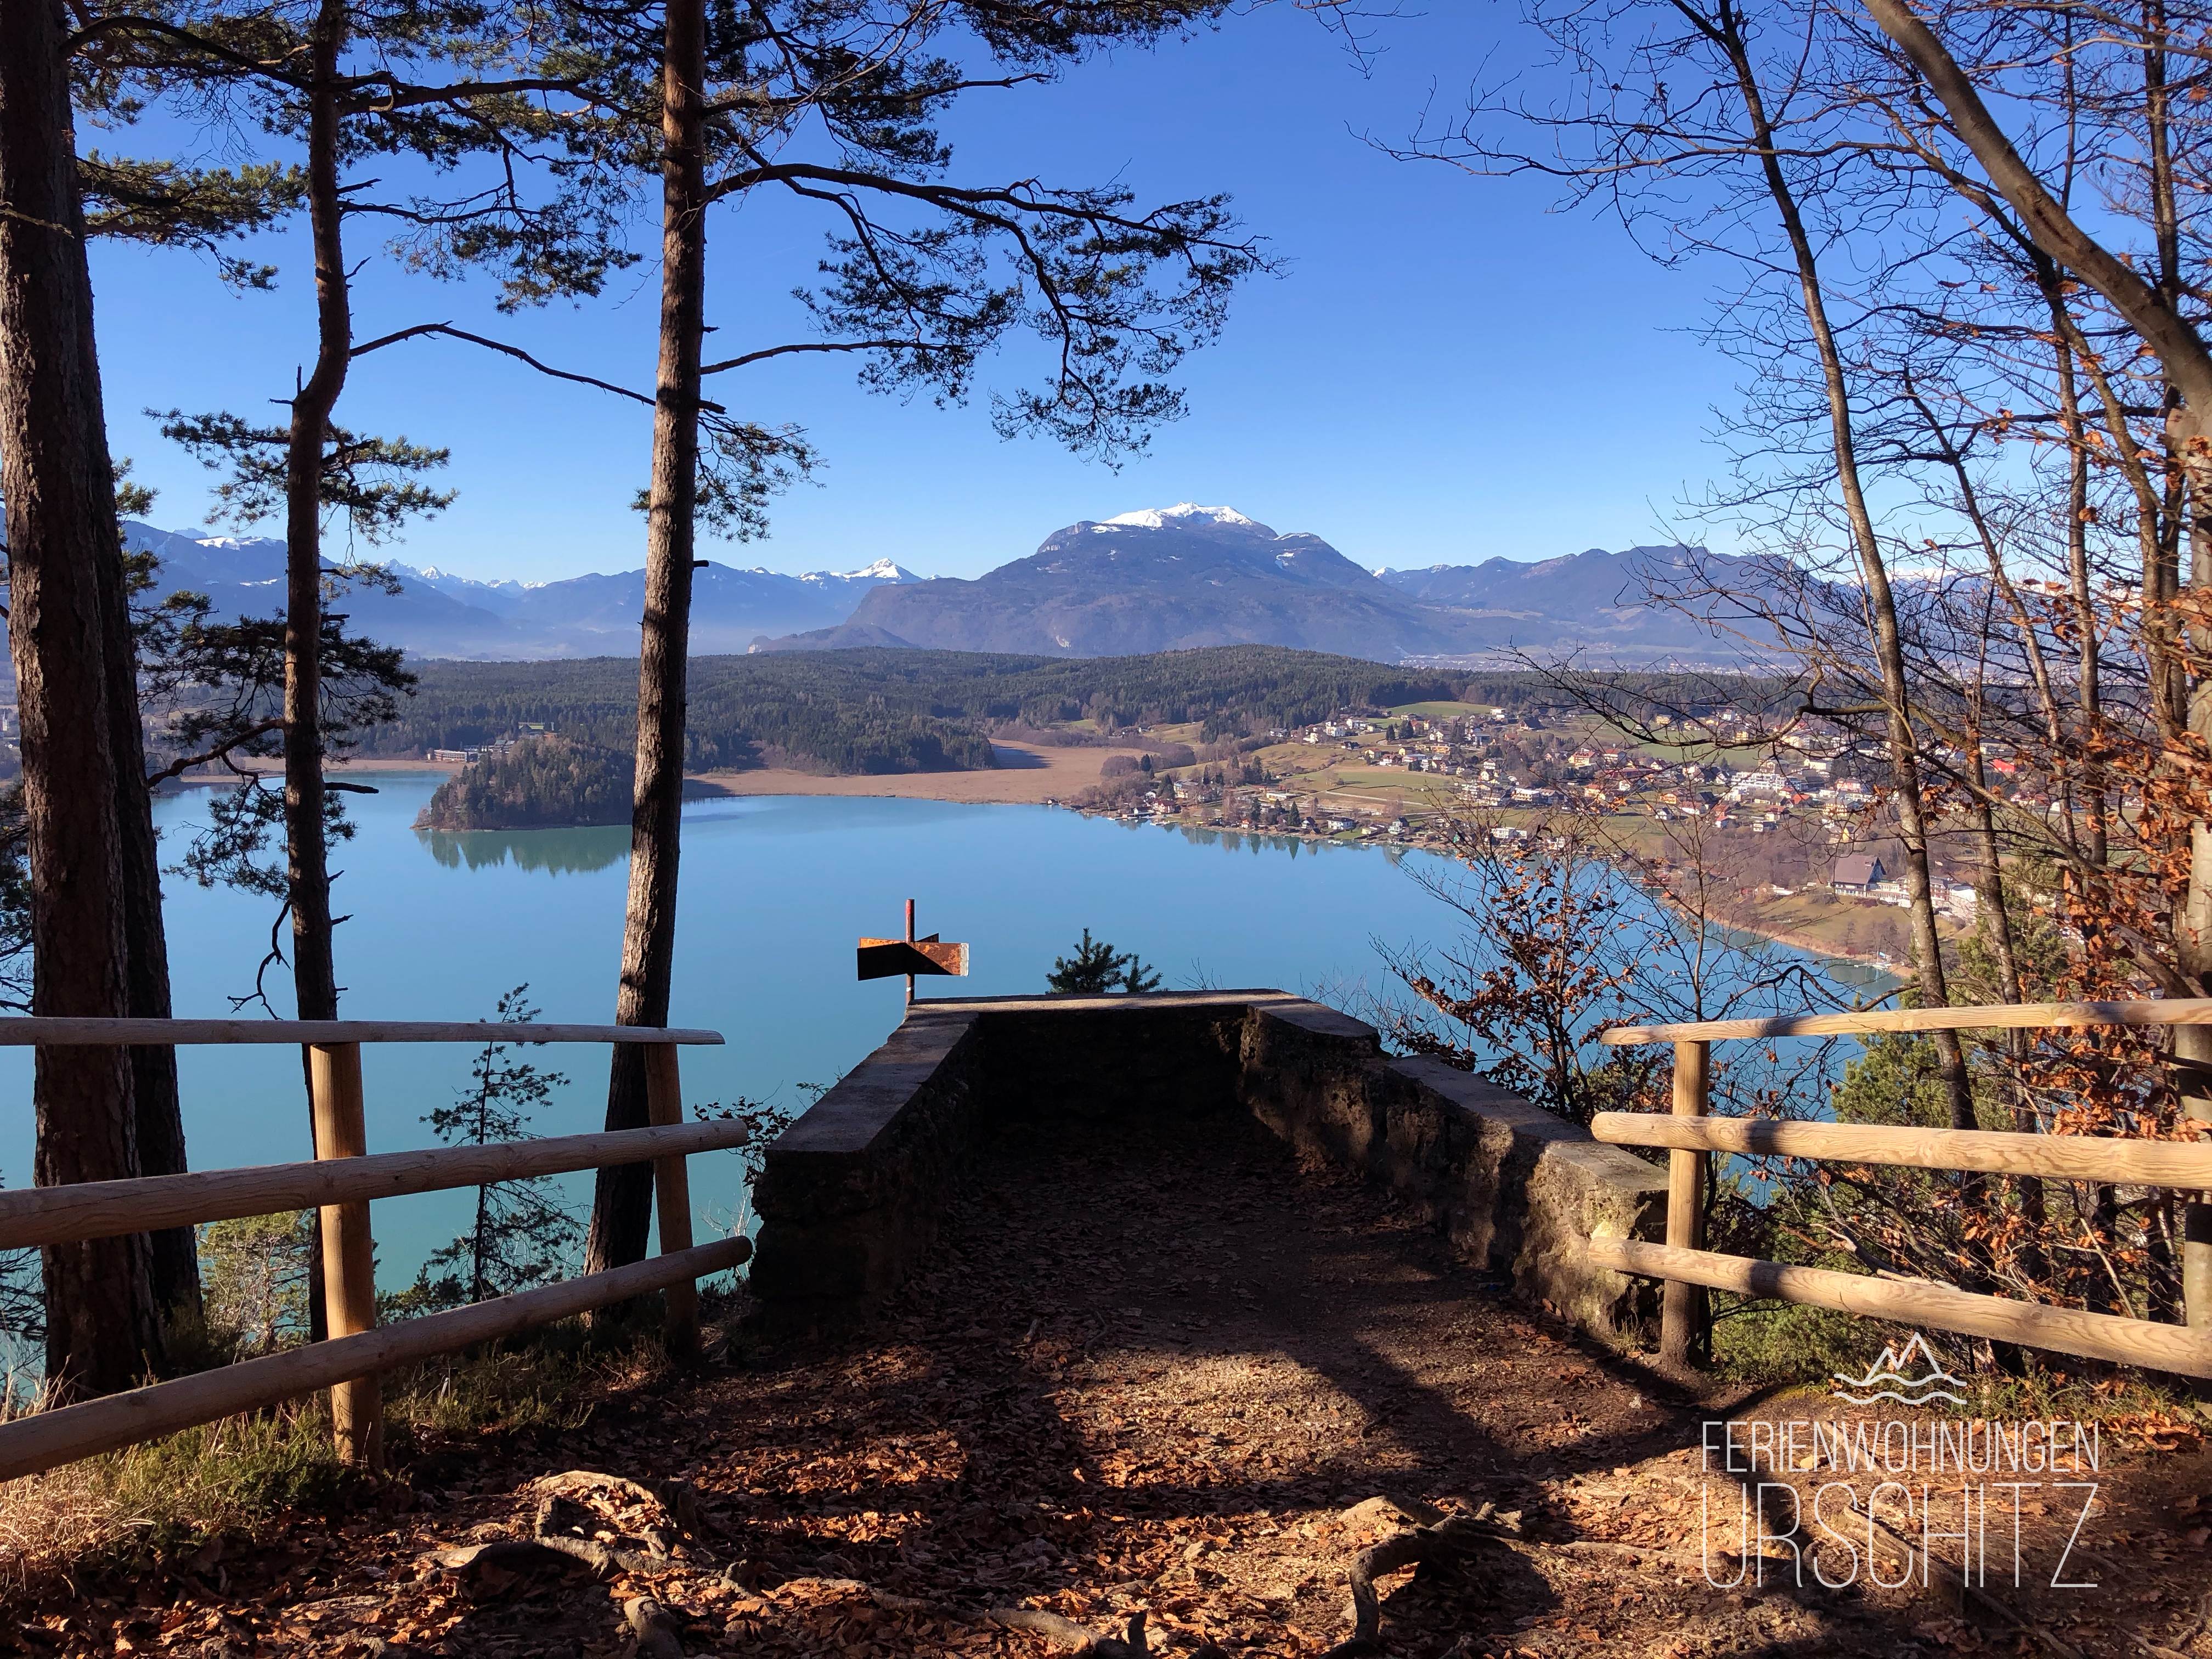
[356,646,1497,775]
[416,736,634,829]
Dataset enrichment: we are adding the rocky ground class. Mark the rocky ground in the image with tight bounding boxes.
[10,1108,2211,1658]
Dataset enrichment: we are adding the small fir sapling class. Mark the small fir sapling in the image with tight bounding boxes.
[401,986,581,1313]
[1047,930,1164,995]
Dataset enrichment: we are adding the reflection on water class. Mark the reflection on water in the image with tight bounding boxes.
[1129,818,1417,862]
[1169,823,1308,858]
[419,826,630,874]
[1827,960,1904,996]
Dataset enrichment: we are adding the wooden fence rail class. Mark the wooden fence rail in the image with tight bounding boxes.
[1,1018,731,1477]
[0,1237,750,1483]
[1601,997,2212,1045]
[0,1019,726,1046]
[1583,1238,2212,1378]
[1588,1111,2212,1188]
[0,1120,761,1249]
[1594,1005,2212,1374]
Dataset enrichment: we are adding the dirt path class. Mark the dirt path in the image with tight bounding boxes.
[22,1112,2211,1657]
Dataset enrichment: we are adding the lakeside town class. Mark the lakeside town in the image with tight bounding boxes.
[1058,699,2012,966]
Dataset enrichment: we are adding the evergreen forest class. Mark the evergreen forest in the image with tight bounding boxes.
[357,647,1785,776]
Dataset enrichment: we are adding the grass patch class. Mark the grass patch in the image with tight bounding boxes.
[1711,1297,1866,1385]
[1711,1299,2211,1447]
[0,1305,689,1588]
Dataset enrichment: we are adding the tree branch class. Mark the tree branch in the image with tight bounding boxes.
[145,719,287,787]
[1860,0,2212,418]
[66,14,309,83]
[349,323,726,413]
[699,338,927,375]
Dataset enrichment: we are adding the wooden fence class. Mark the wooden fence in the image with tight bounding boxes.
[0,1018,745,1481]
[1593,1000,2212,1375]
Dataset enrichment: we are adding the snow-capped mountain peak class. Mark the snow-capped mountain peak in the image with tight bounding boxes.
[792,558,918,589]
[1098,503,1274,537]
[833,558,917,583]
[116,518,932,660]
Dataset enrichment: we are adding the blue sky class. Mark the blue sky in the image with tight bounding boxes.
[90,5,1743,584]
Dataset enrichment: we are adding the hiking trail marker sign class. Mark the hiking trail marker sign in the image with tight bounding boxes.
[858,899,969,1005]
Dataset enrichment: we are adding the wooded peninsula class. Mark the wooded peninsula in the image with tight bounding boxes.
[414,735,633,830]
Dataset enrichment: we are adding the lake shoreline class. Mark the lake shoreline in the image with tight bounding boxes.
[182,740,1144,805]
[683,741,1144,804]
[185,758,1899,984]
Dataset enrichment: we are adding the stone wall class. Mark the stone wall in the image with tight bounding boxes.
[749,991,1667,1344]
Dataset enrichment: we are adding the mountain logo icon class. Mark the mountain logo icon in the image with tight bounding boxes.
[1830,1332,1967,1407]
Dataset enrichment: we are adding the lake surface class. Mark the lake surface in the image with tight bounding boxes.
[0,778,1874,1290]
[0,779,1499,1285]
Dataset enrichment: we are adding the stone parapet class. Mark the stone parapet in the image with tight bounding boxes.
[750,991,1666,1345]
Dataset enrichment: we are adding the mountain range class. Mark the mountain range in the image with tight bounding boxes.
[122,521,918,660]
[120,504,1774,667]
[751,504,1770,665]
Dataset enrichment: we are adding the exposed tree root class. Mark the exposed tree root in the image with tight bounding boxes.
[864,1584,1235,1656]
[535,1470,706,1545]
[624,1595,686,1659]
[422,1538,595,1577]
[1547,1539,1729,1570]
[992,1606,1148,1656]
[522,1493,674,1576]
[418,1468,722,1659]
[425,1469,1249,1658]
[1319,1497,1521,1659]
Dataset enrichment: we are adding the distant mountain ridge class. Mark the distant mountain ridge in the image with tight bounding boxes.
[120,506,1782,667]
[122,521,918,660]
[1377,546,1734,612]
[753,504,1773,665]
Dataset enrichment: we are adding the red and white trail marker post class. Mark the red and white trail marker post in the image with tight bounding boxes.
[857,898,969,1006]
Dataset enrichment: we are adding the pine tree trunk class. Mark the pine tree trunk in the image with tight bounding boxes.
[583,0,706,1277]
[95,529,198,1344]
[0,0,161,1398]
[284,0,349,1031]
[283,0,351,1346]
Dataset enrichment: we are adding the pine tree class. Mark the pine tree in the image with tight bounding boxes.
[1047,930,1162,995]
[197,1211,314,1355]
[410,988,580,1310]
[0,0,161,1396]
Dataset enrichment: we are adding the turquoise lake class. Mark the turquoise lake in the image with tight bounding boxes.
[0,775,1533,1289]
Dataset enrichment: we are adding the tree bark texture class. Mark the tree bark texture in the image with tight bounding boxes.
[584,0,706,1276]
[90,502,198,1338]
[0,0,161,1396]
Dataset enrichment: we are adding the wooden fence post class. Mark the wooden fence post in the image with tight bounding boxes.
[1661,1039,1709,1369]
[642,1043,699,1361]
[2172,1035,2212,1344]
[308,1042,381,1465]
